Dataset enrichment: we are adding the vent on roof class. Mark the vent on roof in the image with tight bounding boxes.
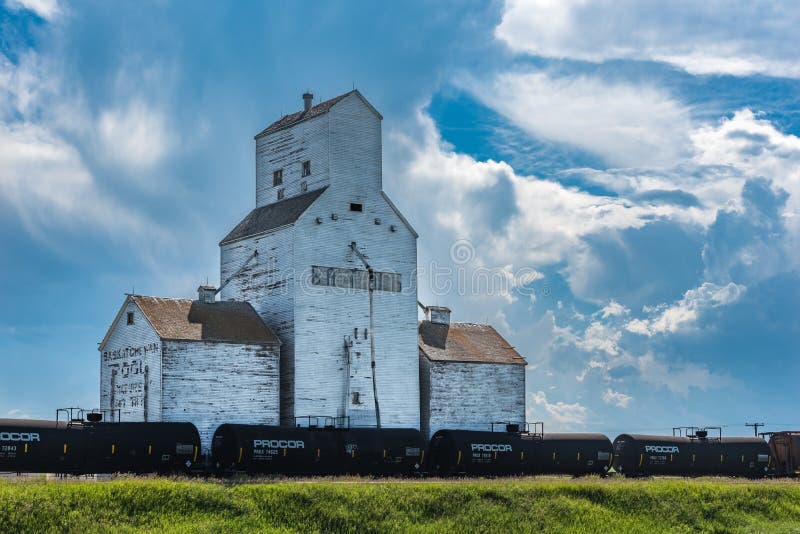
[425,305,451,325]
[303,92,313,112]
[198,285,217,304]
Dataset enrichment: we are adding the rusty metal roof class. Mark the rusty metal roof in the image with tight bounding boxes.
[133,296,279,345]
[220,186,327,245]
[418,321,526,365]
[254,90,382,139]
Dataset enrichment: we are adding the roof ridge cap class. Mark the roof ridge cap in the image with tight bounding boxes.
[134,295,192,301]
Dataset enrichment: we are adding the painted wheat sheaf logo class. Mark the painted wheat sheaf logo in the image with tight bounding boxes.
[450,239,475,265]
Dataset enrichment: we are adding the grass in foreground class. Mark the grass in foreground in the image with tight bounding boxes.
[2,476,800,533]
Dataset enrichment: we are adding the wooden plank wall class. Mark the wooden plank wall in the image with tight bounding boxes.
[161,340,280,453]
[220,228,297,425]
[255,114,330,207]
[426,361,525,438]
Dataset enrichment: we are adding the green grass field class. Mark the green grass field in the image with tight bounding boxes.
[2,476,800,533]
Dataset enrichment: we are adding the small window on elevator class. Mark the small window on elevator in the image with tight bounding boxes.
[126,312,135,325]
[350,203,363,212]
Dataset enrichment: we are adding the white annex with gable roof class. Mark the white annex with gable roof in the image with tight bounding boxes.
[99,294,281,453]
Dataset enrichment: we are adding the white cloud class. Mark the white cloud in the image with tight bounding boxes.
[577,321,621,356]
[0,51,160,241]
[636,352,730,395]
[4,0,60,21]
[602,388,632,408]
[501,173,668,267]
[393,108,685,317]
[625,282,746,336]
[528,390,587,428]
[0,120,157,242]
[575,359,605,382]
[599,300,629,318]
[692,109,800,222]
[395,104,799,314]
[4,409,32,419]
[461,71,691,167]
[495,0,800,78]
[98,99,172,169]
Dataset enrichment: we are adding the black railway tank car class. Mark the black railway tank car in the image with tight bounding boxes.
[613,429,771,477]
[0,418,86,474]
[80,421,201,474]
[212,424,426,476]
[428,427,613,476]
[0,416,201,475]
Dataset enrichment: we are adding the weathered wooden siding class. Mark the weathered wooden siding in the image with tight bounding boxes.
[425,361,525,439]
[328,93,382,196]
[219,230,296,425]
[161,340,280,453]
[293,178,419,429]
[419,352,431,438]
[99,299,162,422]
[255,114,330,207]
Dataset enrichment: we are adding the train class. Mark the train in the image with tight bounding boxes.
[2,410,798,478]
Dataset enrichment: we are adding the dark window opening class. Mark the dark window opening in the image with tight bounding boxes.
[300,181,308,192]
[350,203,363,212]
[302,160,311,177]
[277,188,285,200]
[352,392,361,405]
[273,169,283,186]
[126,312,134,325]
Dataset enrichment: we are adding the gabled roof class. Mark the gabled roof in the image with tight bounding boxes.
[254,90,382,139]
[220,186,328,246]
[418,321,527,365]
[99,295,279,350]
[381,191,418,238]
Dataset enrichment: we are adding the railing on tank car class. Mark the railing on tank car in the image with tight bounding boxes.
[56,407,121,428]
[294,415,350,430]
[672,426,722,441]
[489,421,544,439]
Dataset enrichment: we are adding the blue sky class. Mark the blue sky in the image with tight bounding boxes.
[1,0,799,436]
